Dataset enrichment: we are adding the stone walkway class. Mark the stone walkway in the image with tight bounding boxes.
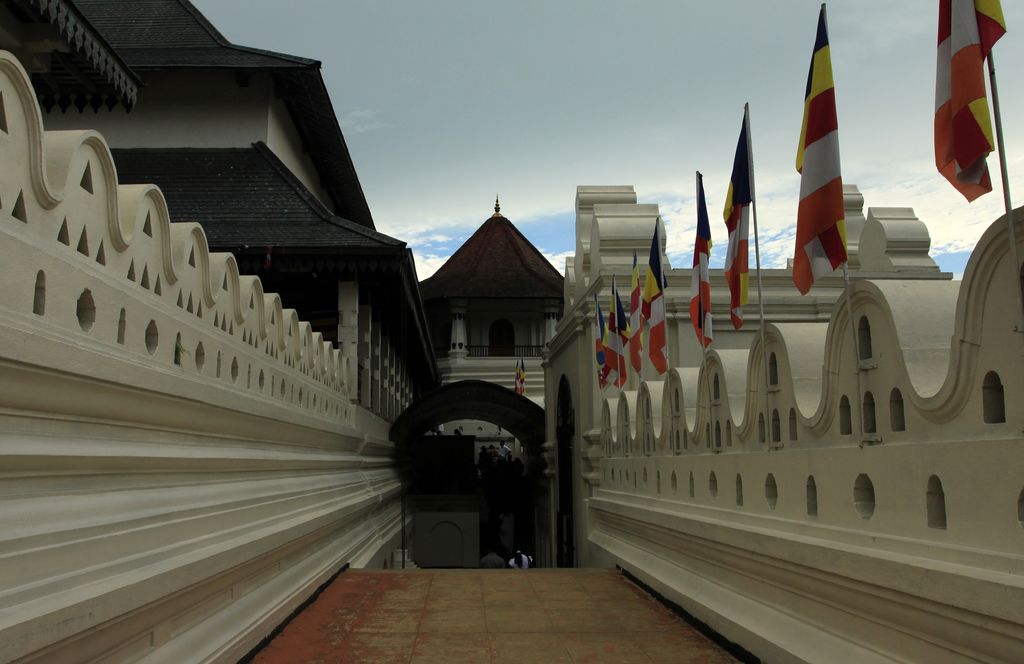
[251,568,738,663]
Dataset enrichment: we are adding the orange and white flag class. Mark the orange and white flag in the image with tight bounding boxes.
[794,5,847,295]
[935,0,1006,201]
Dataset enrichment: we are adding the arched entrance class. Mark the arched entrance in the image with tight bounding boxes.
[390,380,546,568]
[391,379,545,449]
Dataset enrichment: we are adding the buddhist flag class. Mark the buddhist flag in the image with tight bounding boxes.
[724,107,753,329]
[794,5,847,295]
[606,278,626,388]
[643,221,669,374]
[515,358,527,395]
[935,0,1006,201]
[628,251,644,373]
[614,282,630,387]
[689,172,713,348]
[594,297,610,389]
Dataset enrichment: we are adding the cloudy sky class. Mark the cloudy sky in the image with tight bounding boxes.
[195,0,1022,281]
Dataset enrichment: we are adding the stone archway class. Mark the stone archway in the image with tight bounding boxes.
[390,379,546,450]
[390,380,547,567]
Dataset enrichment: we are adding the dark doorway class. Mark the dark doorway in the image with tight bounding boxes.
[488,318,515,356]
[555,375,575,567]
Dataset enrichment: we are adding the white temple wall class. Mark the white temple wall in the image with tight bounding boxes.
[547,184,1024,662]
[0,52,401,663]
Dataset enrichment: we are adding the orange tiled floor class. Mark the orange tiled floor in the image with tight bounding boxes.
[251,569,738,664]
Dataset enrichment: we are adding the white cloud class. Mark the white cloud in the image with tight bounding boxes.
[339,109,385,134]
[412,253,451,280]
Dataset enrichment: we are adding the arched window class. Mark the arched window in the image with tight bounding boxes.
[863,391,876,434]
[983,371,1005,424]
[768,352,779,386]
[758,413,766,443]
[788,408,798,441]
[927,475,947,530]
[839,395,852,435]
[713,374,721,400]
[488,319,515,356]
[806,475,818,517]
[771,409,781,442]
[890,388,905,432]
[858,316,873,360]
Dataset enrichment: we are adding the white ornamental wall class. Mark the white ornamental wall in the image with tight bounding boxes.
[0,51,401,663]
[588,213,1024,662]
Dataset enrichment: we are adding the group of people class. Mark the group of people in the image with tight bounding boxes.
[477,441,534,568]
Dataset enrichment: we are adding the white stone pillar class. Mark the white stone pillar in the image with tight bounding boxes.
[543,307,559,345]
[450,301,467,361]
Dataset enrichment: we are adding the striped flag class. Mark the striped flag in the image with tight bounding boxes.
[514,358,527,395]
[594,297,610,389]
[794,5,847,295]
[614,282,631,387]
[724,107,753,329]
[935,0,1006,201]
[689,172,713,348]
[643,221,669,374]
[606,278,626,388]
[628,251,643,374]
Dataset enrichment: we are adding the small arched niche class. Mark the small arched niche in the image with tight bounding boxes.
[890,388,906,432]
[863,391,876,434]
[857,316,873,360]
[982,371,1005,424]
[926,475,947,530]
[839,395,852,435]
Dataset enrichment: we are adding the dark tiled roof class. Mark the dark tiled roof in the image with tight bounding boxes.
[73,0,314,68]
[75,0,376,229]
[111,144,403,250]
[420,212,564,300]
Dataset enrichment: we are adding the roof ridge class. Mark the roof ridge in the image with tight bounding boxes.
[174,0,232,45]
[251,143,403,247]
[223,43,319,67]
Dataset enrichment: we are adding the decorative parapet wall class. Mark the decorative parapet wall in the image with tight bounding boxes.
[548,182,1024,661]
[0,51,401,663]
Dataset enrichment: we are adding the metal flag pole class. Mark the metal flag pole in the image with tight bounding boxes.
[986,51,1024,334]
[697,170,712,449]
[821,3,863,444]
[745,103,773,444]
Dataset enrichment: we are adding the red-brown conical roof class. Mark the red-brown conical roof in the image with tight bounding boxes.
[420,200,564,300]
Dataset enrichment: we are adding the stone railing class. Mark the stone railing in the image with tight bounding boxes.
[0,51,401,663]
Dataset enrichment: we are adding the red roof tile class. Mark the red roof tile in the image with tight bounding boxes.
[420,210,563,300]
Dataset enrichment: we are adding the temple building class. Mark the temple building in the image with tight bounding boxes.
[420,198,562,447]
[40,0,438,410]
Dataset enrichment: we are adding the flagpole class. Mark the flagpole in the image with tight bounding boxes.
[986,51,1024,333]
[745,103,773,446]
[696,170,712,450]
[820,3,863,444]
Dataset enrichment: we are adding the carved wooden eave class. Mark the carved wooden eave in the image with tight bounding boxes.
[16,0,141,109]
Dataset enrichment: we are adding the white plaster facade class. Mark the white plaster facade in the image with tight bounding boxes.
[0,51,406,662]
[42,69,335,211]
[544,185,1024,661]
